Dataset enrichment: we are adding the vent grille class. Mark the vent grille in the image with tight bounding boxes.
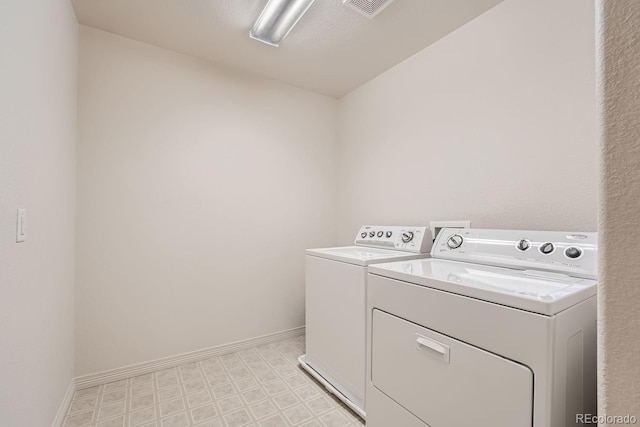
[343,0,396,18]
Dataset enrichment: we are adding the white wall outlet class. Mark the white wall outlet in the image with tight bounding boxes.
[16,208,26,242]
[429,220,470,240]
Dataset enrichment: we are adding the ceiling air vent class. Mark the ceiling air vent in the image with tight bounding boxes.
[343,0,396,18]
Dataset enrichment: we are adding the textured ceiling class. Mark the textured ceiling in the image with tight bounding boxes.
[71,0,503,98]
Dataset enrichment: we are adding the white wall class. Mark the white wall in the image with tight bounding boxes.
[75,27,338,375]
[0,0,78,425]
[336,0,597,241]
[597,0,640,420]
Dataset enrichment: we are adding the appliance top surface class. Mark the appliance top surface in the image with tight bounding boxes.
[306,246,429,266]
[369,258,597,315]
[305,225,433,266]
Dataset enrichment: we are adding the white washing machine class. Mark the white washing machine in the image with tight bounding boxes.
[366,228,597,427]
[299,225,433,418]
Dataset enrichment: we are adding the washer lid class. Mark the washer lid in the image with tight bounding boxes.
[306,246,429,266]
[368,258,597,315]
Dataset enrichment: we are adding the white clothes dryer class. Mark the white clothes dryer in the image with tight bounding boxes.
[365,228,598,427]
[300,225,433,418]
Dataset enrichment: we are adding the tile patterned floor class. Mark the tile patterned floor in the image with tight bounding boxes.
[63,336,365,427]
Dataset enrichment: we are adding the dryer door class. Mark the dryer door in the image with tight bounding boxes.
[371,309,533,427]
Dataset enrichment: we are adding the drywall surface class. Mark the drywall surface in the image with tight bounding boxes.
[0,0,78,425]
[337,0,597,241]
[597,0,640,420]
[75,27,338,375]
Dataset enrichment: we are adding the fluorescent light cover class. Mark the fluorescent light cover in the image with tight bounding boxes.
[250,0,315,47]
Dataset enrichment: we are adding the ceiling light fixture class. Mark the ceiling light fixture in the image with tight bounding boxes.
[250,0,315,47]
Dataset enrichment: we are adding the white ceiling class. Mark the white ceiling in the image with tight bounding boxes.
[71,0,502,98]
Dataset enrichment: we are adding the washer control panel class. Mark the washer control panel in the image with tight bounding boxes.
[432,228,598,279]
[355,225,433,254]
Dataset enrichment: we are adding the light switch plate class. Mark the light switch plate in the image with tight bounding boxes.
[430,220,470,240]
[16,208,26,242]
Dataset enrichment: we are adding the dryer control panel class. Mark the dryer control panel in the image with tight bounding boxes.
[432,228,598,279]
[355,225,433,253]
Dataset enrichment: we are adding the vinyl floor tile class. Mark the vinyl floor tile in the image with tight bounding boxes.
[64,336,364,427]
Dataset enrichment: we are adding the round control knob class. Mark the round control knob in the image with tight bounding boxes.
[401,232,414,243]
[377,231,384,237]
[386,231,392,238]
[361,232,367,238]
[516,239,531,251]
[369,231,375,238]
[447,234,464,249]
[539,242,555,254]
[564,247,583,259]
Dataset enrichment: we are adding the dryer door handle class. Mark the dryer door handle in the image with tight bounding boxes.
[416,334,450,363]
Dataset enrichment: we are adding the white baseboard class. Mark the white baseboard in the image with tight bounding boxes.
[75,326,305,390]
[51,379,75,427]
